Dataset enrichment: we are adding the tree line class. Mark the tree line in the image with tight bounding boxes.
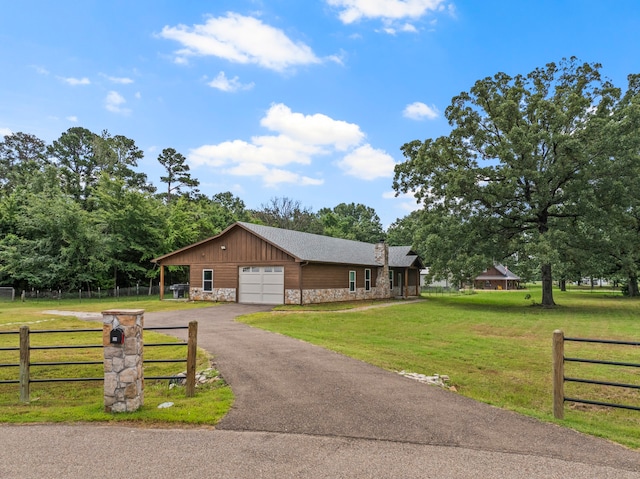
[0,127,394,293]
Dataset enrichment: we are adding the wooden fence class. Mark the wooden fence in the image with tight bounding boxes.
[552,329,640,419]
[0,322,198,402]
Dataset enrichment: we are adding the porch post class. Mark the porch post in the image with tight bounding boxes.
[404,269,409,298]
[159,263,165,300]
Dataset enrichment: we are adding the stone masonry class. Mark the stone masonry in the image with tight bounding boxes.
[374,241,391,299]
[189,287,236,302]
[102,309,144,413]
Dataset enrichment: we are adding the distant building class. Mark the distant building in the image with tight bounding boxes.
[420,268,451,288]
[474,264,520,290]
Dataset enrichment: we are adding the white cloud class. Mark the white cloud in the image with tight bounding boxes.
[208,71,254,92]
[260,103,364,151]
[0,127,12,137]
[135,92,141,99]
[337,144,397,180]
[328,0,454,34]
[59,76,91,86]
[403,101,439,120]
[190,136,321,168]
[262,169,325,187]
[103,74,134,84]
[104,91,131,115]
[328,0,447,23]
[160,13,322,72]
[189,103,369,186]
[401,23,418,32]
[66,116,78,122]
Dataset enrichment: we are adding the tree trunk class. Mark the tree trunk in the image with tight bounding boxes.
[541,263,556,307]
[559,278,566,292]
[628,274,639,297]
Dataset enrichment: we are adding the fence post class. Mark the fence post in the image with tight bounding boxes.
[19,326,30,403]
[553,329,565,419]
[186,321,198,397]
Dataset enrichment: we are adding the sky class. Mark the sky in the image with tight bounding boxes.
[1,0,640,228]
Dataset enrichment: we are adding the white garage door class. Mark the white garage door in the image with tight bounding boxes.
[238,266,285,304]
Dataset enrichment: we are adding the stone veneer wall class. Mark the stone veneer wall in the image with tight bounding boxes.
[185,282,414,305]
[297,286,388,305]
[102,309,144,413]
[285,289,301,304]
[190,287,236,302]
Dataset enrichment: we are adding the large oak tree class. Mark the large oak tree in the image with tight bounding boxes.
[393,58,638,307]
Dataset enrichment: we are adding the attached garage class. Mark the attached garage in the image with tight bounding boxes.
[238,266,284,304]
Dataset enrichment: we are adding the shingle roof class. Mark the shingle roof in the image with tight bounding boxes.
[238,222,421,268]
[475,264,521,280]
[388,245,419,268]
[153,221,422,268]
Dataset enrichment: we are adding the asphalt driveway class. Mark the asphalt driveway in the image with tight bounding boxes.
[1,303,639,478]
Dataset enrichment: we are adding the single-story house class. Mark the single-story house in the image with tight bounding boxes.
[152,221,424,305]
[473,264,520,290]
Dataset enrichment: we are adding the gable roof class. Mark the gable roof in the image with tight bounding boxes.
[388,245,421,268]
[153,221,423,268]
[475,264,521,281]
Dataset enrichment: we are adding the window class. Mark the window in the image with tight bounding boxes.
[349,270,356,293]
[389,270,394,289]
[203,269,213,292]
[365,269,371,291]
[264,267,273,273]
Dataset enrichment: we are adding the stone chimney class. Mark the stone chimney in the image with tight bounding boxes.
[374,240,390,298]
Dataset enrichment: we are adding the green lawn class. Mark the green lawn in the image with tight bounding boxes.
[240,286,640,449]
[2,291,639,448]
[0,298,232,425]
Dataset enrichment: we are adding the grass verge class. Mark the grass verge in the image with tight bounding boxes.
[240,286,640,449]
[0,298,232,425]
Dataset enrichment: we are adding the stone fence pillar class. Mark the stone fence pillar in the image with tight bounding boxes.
[102,309,144,413]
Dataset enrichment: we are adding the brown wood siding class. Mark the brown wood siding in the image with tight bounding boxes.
[484,266,502,277]
[160,227,298,290]
[286,265,300,290]
[191,264,238,289]
[302,264,378,289]
[160,227,295,266]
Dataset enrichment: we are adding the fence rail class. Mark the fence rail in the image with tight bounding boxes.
[553,329,640,419]
[0,323,198,401]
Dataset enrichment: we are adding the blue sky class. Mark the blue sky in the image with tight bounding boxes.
[1,0,640,227]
